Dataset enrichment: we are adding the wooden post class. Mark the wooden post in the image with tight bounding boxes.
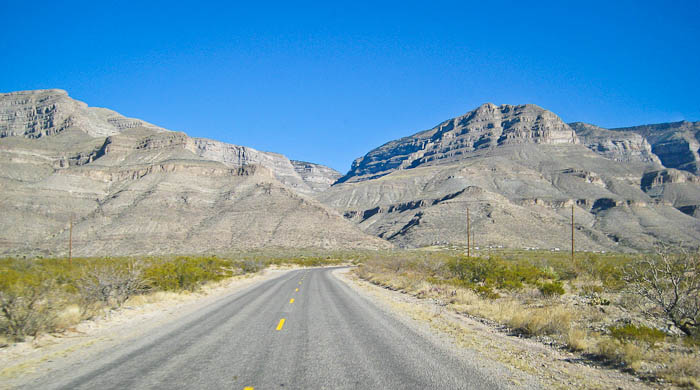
[472,216,476,255]
[69,216,73,263]
[571,203,574,263]
[467,208,471,257]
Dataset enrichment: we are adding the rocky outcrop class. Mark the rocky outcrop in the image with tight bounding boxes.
[0,90,334,195]
[187,138,313,194]
[569,122,661,165]
[613,121,700,175]
[641,169,700,191]
[291,160,342,192]
[0,90,389,256]
[320,104,700,251]
[641,169,700,217]
[0,89,168,138]
[338,103,578,183]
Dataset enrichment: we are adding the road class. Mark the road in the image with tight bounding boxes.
[23,267,521,389]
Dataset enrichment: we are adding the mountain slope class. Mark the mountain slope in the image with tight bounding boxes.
[614,120,700,175]
[320,105,700,251]
[0,90,389,256]
[338,103,578,183]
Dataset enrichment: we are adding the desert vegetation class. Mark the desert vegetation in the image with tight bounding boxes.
[0,251,351,345]
[356,248,700,388]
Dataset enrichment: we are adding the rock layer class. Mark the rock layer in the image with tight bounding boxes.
[338,103,578,183]
[320,106,700,251]
[614,121,700,175]
[0,90,388,256]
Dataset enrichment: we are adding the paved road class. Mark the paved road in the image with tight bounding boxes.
[25,268,516,389]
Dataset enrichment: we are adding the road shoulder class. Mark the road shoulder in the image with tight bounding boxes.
[334,268,657,390]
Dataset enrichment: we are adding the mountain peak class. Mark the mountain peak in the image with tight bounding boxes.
[0,88,168,139]
[1,88,69,97]
[338,103,578,183]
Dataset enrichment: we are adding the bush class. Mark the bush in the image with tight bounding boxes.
[508,305,573,337]
[0,270,56,340]
[624,248,700,336]
[595,338,644,366]
[144,256,234,292]
[446,255,549,293]
[77,259,148,311]
[538,281,565,297]
[238,259,264,273]
[609,324,665,348]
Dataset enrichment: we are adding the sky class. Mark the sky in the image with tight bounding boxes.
[1,1,699,172]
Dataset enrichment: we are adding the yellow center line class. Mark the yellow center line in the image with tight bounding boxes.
[295,288,299,292]
[299,281,302,285]
[289,298,294,304]
[276,318,286,331]
[243,387,254,390]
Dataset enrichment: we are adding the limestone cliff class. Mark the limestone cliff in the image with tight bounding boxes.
[614,121,700,175]
[569,122,661,165]
[338,103,578,183]
[0,90,389,256]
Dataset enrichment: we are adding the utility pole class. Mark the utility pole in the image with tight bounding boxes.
[467,207,471,257]
[472,217,476,255]
[69,216,73,263]
[571,203,574,263]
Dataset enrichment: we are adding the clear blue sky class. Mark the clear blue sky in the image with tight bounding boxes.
[2,1,699,172]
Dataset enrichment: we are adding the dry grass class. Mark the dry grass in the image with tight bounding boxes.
[355,250,700,388]
[53,304,82,330]
[565,327,592,352]
[660,354,700,388]
[125,291,185,307]
[593,338,644,366]
[507,305,574,337]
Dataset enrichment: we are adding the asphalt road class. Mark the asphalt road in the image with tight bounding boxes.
[25,267,515,389]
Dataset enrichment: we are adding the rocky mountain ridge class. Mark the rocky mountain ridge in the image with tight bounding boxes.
[0,89,388,256]
[338,103,578,183]
[612,120,700,175]
[322,104,700,251]
[1,89,698,254]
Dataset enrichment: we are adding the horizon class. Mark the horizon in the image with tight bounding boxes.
[2,1,699,172]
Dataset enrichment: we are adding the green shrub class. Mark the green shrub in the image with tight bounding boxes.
[0,269,57,340]
[446,255,548,291]
[538,281,565,297]
[609,324,666,348]
[145,256,234,292]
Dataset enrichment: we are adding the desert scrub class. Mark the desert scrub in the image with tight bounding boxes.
[537,281,565,297]
[609,324,665,348]
[77,259,149,312]
[144,256,235,292]
[354,248,699,387]
[445,255,553,294]
[0,268,57,340]
[624,248,700,337]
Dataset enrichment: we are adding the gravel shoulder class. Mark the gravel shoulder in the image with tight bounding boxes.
[335,268,662,390]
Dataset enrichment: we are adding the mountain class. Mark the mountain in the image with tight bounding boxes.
[318,104,700,251]
[337,103,578,183]
[613,121,700,175]
[0,89,389,257]
[3,90,698,255]
[568,122,660,164]
[291,160,342,193]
